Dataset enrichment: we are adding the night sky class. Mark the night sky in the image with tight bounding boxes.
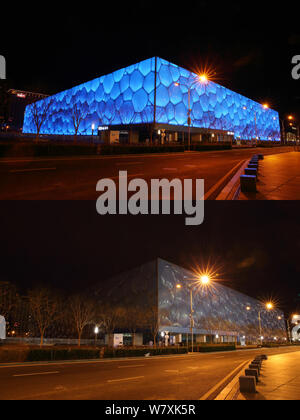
[0,201,299,315]
[1,2,300,315]
[2,1,300,118]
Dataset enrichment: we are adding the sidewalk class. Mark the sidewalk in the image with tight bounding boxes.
[239,151,300,200]
[237,350,300,400]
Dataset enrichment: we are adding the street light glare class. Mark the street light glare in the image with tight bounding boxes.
[199,74,208,83]
[263,103,269,109]
[266,302,273,310]
[176,284,182,289]
[200,275,210,285]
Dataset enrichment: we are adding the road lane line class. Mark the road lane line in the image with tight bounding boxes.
[108,173,145,180]
[107,376,144,383]
[115,162,143,166]
[13,371,59,377]
[118,365,145,368]
[164,369,179,373]
[9,167,56,173]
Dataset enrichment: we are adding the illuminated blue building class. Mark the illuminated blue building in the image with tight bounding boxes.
[23,57,281,142]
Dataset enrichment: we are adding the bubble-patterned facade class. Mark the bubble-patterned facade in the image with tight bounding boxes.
[94,259,286,342]
[23,57,281,141]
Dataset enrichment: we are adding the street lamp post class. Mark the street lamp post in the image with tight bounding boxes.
[174,75,208,151]
[189,288,194,353]
[243,103,269,145]
[278,315,292,344]
[247,302,273,344]
[176,274,210,353]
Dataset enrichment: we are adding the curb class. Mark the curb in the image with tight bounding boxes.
[199,360,250,400]
[214,360,250,400]
[216,159,250,200]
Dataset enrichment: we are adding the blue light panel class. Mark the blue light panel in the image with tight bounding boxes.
[23,57,280,140]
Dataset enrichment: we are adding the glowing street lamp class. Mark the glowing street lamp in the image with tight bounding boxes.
[246,302,274,344]
[199,74,208,83]
[174,74,209,151]
[243,103,270,143]
[176,273,211,353]
[94,326,99,345]
[200,275,210,285]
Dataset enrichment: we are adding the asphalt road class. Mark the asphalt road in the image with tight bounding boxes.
[0,346,299,400]
[0,147,292,200]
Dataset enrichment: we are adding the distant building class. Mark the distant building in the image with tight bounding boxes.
[23,57,281,143]
[6,89,48,131]
[94,258,286,346]
[286,131,297,142]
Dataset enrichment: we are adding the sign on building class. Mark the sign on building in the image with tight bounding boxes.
[113,333,123,347]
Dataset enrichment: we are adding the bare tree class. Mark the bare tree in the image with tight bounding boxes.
[28,288,61,346]
[144,303,159,346]
[124,305,145,345]
[97,303,126,339]
[70,103,87,140]
[29,99,53,141]
[0,282,17,319]
[67,295,96,346]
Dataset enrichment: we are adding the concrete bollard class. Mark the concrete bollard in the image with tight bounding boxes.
[239,375,257,393]
[248,164,258,170]
[245,368,259,383]
[240,175,257,192]
[249,363,260,374]
[245,168,258,177]
[252,360,262,368]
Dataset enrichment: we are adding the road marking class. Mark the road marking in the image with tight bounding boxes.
[13,371,59,377]
[115,162,143,166]
[118,365,145,368]
[164,369,179,373]
[199,360,249,400]
[0,354,192,369]
[107,376,144,383]
[109,173,145,180]
[9,167,56,173]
